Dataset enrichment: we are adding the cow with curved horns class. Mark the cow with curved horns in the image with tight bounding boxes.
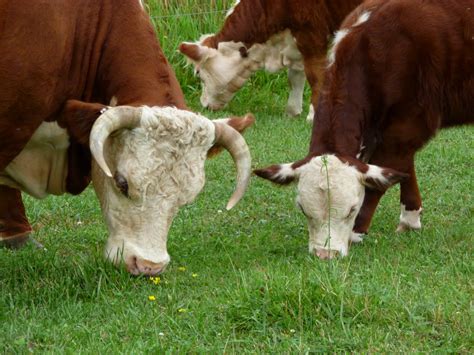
[179,0,363,120]
[0,0,254,275]
[255,0,473,258]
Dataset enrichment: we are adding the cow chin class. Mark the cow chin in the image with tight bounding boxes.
[200,86,234,111]
[104,235,171,276]
[307,221,352,260]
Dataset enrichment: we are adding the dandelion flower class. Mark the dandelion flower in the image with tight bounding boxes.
[148,295,156,301]
[178,308,187,313]
[192,273,198,278]
[178,266,186,272]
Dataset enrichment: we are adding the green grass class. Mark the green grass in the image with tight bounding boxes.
[1,1,473,352]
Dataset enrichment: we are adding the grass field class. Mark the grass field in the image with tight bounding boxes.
[1,1,473,352]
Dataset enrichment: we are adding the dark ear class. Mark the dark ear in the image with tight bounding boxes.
[362,165,409,191]
[254,163,299,185]
[208,114,255,158]
[239,46,249,58]
[58,100,108,145]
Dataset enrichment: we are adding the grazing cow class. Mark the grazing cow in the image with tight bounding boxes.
[0,0,254,275]
[255,0,474,258]
[181,30,308,117]
[179,0,362,120]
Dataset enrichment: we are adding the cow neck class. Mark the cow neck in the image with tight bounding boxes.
[92,1,187,109]
[208,0,288,49]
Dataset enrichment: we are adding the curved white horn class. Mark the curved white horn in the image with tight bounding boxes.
[213,121,252,210]
[90,106,142,177]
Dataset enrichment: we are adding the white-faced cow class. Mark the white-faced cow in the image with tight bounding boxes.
[181,29,308,117]
[255,0,474,258]
[179,0,363,121]
[0,0,254,275]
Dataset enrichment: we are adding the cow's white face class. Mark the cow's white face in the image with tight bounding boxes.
[90,106,252,275]
[180,39,262,110]
[255,155,406,259]
[296,156,365,257]
[179,32,304,112]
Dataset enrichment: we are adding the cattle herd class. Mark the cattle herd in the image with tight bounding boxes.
[0,0,472,275]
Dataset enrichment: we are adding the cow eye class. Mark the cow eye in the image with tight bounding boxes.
[113,172,129,198]
[239,46,248,58]
[346,206,357,219]
[297,201,309,217]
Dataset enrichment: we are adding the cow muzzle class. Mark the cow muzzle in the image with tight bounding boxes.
[126,256,170,276]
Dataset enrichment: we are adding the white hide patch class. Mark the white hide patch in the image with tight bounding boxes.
[296,155,365,256]
[353,11,371,27]
[398,204,422,231]
[328,29,349,67]
[226,0,241,17]
[0,122,69,198]
[306,103,315,122]
[327,11,371,67]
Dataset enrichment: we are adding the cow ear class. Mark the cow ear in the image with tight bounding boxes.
[362,164,409,191]
[179,42,210,62]
[207,114,255,157]
[58,100,108,145]
[254,163,300,185]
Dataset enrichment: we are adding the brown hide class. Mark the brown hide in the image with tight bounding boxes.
[0,0,186,189]
[308,0,473,232]
[204,0,363,105]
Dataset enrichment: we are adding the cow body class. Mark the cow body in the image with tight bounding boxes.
[180,0,362,120]
[0,0,253,274]
[256,0,474,258]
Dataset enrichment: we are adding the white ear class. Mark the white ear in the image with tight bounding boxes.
[254,162,300,185]
[362,164,409,191]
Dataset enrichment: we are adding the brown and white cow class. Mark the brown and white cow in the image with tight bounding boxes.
[255,0,474,258]
[179,0,363,120]
[0,0,254,275]
[181,29,308,117]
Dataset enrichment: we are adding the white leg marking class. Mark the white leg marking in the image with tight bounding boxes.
[306,104,315,123]
[397,204,422,232]
[350,232,364,243]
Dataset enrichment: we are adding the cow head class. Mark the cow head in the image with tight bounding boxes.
[255,155,407,259]
[89,106,253,275]
[179,37,265,110]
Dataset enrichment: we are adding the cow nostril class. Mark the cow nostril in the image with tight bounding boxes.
[315,249,339,260]
[135,258,167,276]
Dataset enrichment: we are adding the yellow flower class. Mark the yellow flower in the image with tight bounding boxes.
[178,266,186,272]
[192,273,198,278]
[148,295,156,301]
[178,308,187,313]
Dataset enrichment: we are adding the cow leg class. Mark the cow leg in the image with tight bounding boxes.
[397,161,422,232]
[353,188,384,235]
[0,185,32,248]
[285,68,306,117]
[302,55,326,122]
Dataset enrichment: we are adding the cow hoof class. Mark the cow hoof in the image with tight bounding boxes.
[0,233,30,249]
[350,232,364,243]
[285,105,302,117]
[396,223,421,233]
